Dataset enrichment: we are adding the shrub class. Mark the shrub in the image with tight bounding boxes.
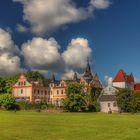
[17,101,48,110]
[0,94,16,110]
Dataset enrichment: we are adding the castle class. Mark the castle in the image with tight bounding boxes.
[12,59,102,106]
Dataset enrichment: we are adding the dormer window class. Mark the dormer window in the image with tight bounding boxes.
[21,82,23,86]
[24,81,26,85]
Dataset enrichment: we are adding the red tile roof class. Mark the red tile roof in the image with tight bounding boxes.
[134,83,140,91]
[113,69,134,83]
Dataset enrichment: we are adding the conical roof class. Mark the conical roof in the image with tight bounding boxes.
[73,72,78,81]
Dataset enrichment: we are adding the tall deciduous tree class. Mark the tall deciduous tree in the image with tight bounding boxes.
[63,82,101,112]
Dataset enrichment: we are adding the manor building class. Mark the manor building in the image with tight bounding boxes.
[12,59,102,105]
[99,69,140,113]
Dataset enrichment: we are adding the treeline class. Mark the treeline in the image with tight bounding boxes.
[0,71,47,94]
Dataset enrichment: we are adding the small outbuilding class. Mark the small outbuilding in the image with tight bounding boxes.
[99,85,119,113]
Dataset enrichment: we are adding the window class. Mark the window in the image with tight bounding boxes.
[45,90,47,95]
[38,90,40,95]
[18,82,20,86]
[41,90,43,95]
[113,102,117,107]
[57,90,59,94]
[108,103,110,107]
[21,89,23,94]
[24,81,26,85]
[61,90,63,94]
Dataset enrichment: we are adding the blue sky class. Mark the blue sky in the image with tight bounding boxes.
[0,0,140,84]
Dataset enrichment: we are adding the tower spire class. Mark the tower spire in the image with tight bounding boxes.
[83,57,92,78]
[51,73,55,82]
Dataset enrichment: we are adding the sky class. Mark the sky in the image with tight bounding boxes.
[0,0,140,84]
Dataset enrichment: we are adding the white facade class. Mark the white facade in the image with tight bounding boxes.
[100,101,119,113]
[112,82,131,89]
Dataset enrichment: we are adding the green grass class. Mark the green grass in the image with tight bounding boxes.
[0,111,140,140]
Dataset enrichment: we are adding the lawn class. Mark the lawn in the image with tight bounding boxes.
[0,111,140,140]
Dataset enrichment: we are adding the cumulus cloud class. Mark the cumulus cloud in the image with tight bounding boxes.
[13,0,89,34]
[105,75,113,85]
[0,54,21,75]
[21,37,92,78]
[22,37,64,72]
[0,28,19,55]
[13,0,111,34]
[16,24,28,32]
[62,38,92,70]
[0,28,22,76]
[90,0,110,9]
[61,69,75,80]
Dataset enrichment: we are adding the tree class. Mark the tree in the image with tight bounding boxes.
[63,82,86,112]
[26,71,45,81]
[63,92,86,112]
[130,92,140,113]
[84,87,101,112]
[0,77,6,94]
[116,89,132,112]
[66,82,84,95]
[116,89,140,113]
[0,94,16,110]
[63,82,101,112]
[3,75,19,94]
